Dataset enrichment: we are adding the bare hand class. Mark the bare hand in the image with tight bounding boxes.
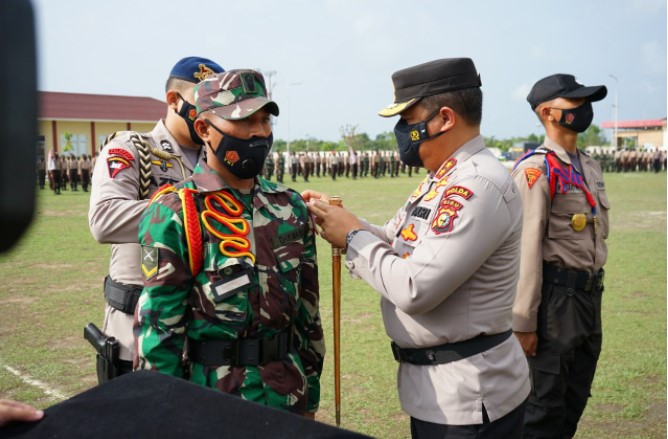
[513,331,538,357]
[0,399,44,427]
[305,199,363,248]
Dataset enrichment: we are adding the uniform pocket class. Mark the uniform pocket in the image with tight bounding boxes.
[543,285,595,353]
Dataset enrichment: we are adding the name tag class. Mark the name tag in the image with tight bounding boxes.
[211,268,253,303]
[272,226,305,248]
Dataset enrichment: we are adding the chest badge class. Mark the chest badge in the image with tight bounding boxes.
[571,213,587,232]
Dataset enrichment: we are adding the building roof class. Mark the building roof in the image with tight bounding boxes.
[39,91,165,123]
[601,118,667,129]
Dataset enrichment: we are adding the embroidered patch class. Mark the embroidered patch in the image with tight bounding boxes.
[424,188,441,202]
[160,140,173,152]
[524,168,542,189]
[434,158,457,180]
[596,180,605,190]
[410,206,432,220]
[431,208,458,235]
[431,200,463,235]
[225,151,240,165]
[272,226,306,248]
[193,63,215,81]
[107,148,134,162]
[444,186,474,200]
[107,156,132,178]
[400,224,418,242]
[140,246,158,281]
[440,198,463,210]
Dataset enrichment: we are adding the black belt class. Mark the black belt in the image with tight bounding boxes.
[543,264,604,292]
[391,330,512,366]
[104,275,142,315]
[188,328,294,367]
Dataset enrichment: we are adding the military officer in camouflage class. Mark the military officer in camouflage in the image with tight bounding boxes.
[88,57,224,382]
[135,69,325,417]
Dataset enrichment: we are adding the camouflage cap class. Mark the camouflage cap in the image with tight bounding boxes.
[194,70,280,120]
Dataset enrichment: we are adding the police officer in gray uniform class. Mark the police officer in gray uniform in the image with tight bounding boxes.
[88,57,224,382]
[304,58,530,438]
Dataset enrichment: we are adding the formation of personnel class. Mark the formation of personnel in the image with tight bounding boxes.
[40,153,94,193]
[592,147,666,173]
[263,150,421,183]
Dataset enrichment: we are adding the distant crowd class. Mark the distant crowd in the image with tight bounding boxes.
[37,152,95,194]
[262,150,420,183]
[36,146,666,195]
[591,148,667,173]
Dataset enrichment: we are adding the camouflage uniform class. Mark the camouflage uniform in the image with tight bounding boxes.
[136,160,324,414]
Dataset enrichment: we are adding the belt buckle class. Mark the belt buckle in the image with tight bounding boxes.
[584,273,594,292]
[239,340,260,366]
[222,341,240,366]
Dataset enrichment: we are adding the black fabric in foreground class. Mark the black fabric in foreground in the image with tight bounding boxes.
[1,370,371,438]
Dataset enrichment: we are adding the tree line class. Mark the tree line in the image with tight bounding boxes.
[272,124,610,153]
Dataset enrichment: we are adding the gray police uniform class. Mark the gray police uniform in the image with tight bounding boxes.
[89,120,200,362]
[345,136,530,425]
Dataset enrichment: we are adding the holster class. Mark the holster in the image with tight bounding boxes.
[84,322,132,384]
[104,275,142,315]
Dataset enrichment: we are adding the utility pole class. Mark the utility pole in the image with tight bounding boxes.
[609,74,619,149]
[286,82,303,155]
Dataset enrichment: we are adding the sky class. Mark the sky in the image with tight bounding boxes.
[32,0,666,143]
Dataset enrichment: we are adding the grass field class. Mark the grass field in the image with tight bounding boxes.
[0,171,665,438]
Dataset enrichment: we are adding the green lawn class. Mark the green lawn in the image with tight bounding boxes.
[0,171,665,438]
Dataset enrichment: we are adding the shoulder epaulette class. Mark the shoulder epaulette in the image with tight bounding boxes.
[512,146,548,172]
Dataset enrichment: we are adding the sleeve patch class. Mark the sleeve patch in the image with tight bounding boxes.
[141,246,159,280]
[524,168,542,189]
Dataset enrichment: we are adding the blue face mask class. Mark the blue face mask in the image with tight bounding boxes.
[393,109,446,167]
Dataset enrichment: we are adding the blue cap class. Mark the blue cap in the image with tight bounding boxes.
[169,57,225,83]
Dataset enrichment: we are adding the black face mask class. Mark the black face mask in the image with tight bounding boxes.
[393,109,446,167]
[176,94,204,145]
[552,102,593,133]
[206,120,272,179]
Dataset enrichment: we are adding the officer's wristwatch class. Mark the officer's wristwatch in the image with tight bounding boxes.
[345,229,361,252]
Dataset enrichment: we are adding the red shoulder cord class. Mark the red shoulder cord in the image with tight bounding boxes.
[544,152,597,215]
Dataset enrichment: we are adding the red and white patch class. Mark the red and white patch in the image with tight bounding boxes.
[225,150,240,165]
[107,156,132,178]
[524,168,542,189]
[565,113,575,125]
[444,185,474,200]
[107,148,135,162]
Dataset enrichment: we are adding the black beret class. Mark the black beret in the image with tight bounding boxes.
[527,74,607,110]
[379,58,482,117]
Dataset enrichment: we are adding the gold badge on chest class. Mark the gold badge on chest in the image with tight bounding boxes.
[571,213,587,232]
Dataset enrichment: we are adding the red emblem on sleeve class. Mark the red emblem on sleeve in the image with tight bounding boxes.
[444,186,474,200]
[107,148,135,162]
[107,157,132,178]
[524,168,542,189]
